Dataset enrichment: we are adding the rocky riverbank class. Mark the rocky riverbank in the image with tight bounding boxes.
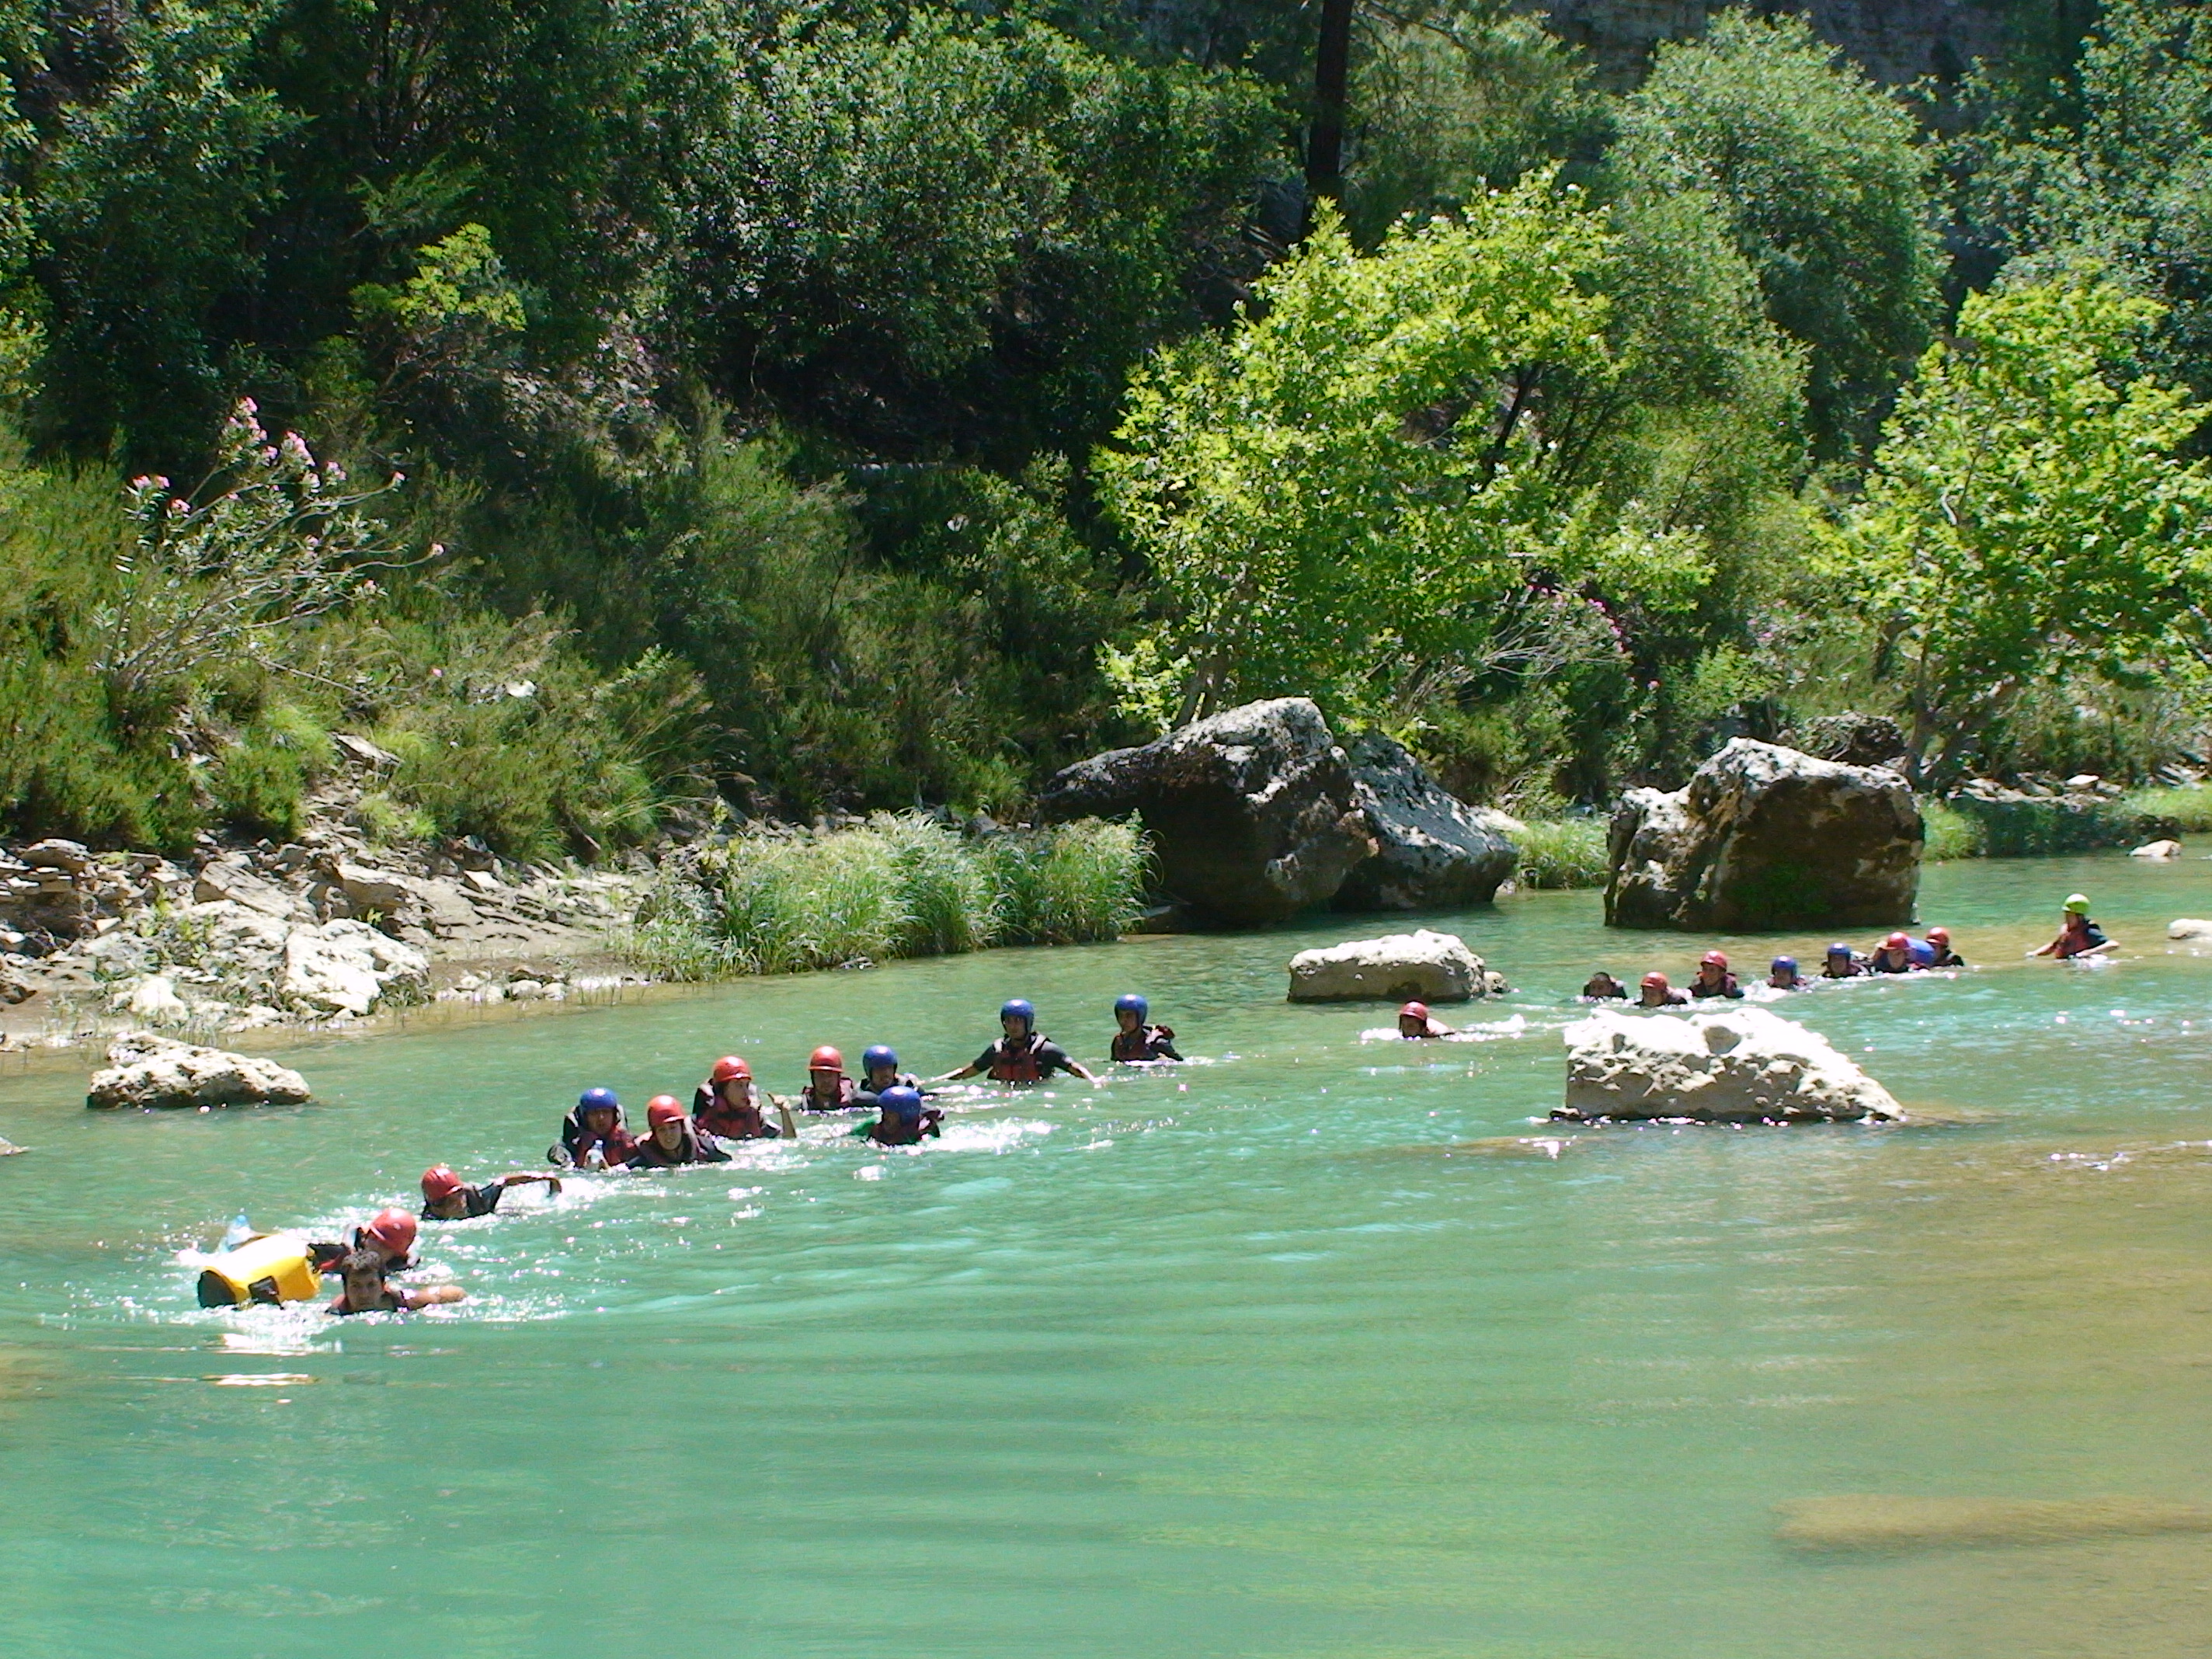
[0,816,656,1056]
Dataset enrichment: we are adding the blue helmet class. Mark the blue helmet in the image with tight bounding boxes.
[878,1086,923,1122]
[1114,993,1148,1020]
[861,1044,898,1075]
[1000,999,1035,1030]
[1771,956,1797,973]
[577,1086,619,1115]
[1825,943,1852,958]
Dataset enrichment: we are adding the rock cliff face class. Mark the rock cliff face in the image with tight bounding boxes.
[1037,698,1376,924]
[1337,733,1519,910]
[1605,739,1922,930]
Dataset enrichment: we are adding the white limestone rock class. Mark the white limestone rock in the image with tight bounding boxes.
[116,973,192,1024]
[1286,928,1507,1003]
[85,1029,310,1110]
[280,920,430,1017]
[2169,918,2212,941]
[1559,1005,1903,1124]
[2130,839,2183,859]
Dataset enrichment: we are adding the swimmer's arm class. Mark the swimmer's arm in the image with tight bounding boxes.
[776,1099,798,1139]
[1062,1058,1101,1085]
[500,1172,562,1194]
[398,1285,465,1309]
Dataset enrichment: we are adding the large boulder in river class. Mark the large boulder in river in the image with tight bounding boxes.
[1605,739,1921,930]
[1037,697,1376,924]
[1336,733,1519,909]
[1556,1006,1902,1124]
[85,1030,310,1110]
[1287,928,1508,1002]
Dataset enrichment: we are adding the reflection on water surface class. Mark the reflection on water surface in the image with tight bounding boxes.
[2,850,2210,1657]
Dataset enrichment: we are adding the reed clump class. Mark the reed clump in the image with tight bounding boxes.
[621,812,1148,981]
[1511,817,1610,889]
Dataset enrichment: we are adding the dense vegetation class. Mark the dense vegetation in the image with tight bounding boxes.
[2,0,2209,858]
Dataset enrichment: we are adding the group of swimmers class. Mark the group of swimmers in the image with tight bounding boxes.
[316,994,1181,1312]
[1571,927,1968,1010]
[272,890,2130,1312]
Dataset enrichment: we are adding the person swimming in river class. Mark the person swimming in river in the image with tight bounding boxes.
[1637,971,1689,1008]
[1109,993,1182,1063]
[1396,1000,1456,1038]
[420,1164,561,1220]
[624,1097,732,1168]
[854,1045,925,1107]
[2034,893,2117,960]
[1766,956,1810,990]
[797,1047,856,1112]
[1821,943,1866,979]
[1689,951,1743,999]
[936,1000,1099,1085]
[1924,925,1966,968]
[327,1212,464,1315]
[1869,932,1924,974]
[693,1056,798,1139]
[552,1087,638,1170]
[1580,972,1628,1001]
[851,1085,943,1147]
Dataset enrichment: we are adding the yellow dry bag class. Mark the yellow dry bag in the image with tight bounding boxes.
[196,1232,323,1307]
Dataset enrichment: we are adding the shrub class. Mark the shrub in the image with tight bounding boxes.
[1512,818,1609,889]
[1919,800,1986,861]
[983,819,1149,944]
[2119,784,2212,836]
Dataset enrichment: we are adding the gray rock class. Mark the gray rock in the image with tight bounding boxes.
[1336,733,1518,909]
[2169,918,2212,941]
[335,861,414,917]
[85,1030,311,1110]
[1286,928,1506,1002]
[1606,739,1922,930]
[280,920,431,1017]
[1558,1005,1903,1124]
[1037,697,1376,924]
[1785,711,1910,770]
[19,839,92,874]
[2131,839,2183,859]
[193,857,298,918]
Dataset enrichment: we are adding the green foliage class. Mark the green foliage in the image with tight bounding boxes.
[2123,784,2212,835]
[210,700,330,840]
[1829,279,2212,784]
[1511,817,1609,889]
[1102,178,1687,722]
[1918,801,1987,861]
[1613,11,1942,459]
[626,813,1148,980]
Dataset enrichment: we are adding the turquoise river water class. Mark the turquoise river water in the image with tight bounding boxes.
[3,852,2212,1657]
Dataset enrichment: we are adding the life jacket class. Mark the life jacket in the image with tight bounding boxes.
[1111,1024,1175,1063]
[694,1085,771,1139]
[799,1076,855,1112]
[988,1033,1048,1083]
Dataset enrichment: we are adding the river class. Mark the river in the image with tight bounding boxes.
[1,851,2209,1657]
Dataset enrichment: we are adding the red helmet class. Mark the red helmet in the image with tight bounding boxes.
[809,1045,843,1073]
[1641,971,1668,989]
[1399,1001,1430,1020]
[1926,926,1949,942]
[420,1165,464,1204]
[363,1208,417,1257]
[645,1094,686,1129]
[1885,931,1910,949]
[1699,951,1727,968]
[709,1055,750,1083]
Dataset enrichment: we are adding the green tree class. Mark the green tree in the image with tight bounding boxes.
[1098,175,1709,724]
[1612,9,1942,461]
[1829,279,2212,784]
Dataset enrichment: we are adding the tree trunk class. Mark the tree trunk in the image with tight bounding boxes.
[1306,0,1355,216]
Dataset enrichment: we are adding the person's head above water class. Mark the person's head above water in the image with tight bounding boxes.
[878,1085,924,1123]
[1769,956,1798,981]
[2064,893,2092,917]
[421,1165,465,1216]
[1000,998,1035,1038]
[861,1044,898,1084]
[576,1086,619,1132]
[1638,971,1672,1003]
[1883,931,1909,950]
[1926,926,1951,944]
[363,1207,417,1262]
[1826,943,1852,960]
[809,1045,843,1078]
[1114,993,1148,1030]
[645,1094,686,1148]
[1396,1000,1434,1035]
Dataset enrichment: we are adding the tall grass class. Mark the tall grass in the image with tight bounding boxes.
[1919,800,1986,861]
[1512,817,1610,889]
[622,812,1149,981]
[2120,784,2212,835]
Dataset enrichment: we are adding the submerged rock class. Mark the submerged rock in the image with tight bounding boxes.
[1038,697,1376,924]
[1337,732,1519,909]
[1605,739,1922,930]
[1558,1005,1903,1124]
[85,1030,310,1110]
[1286,928,1508,1002]
[2130,838,2182,859]
[1776,1494,2212,1551]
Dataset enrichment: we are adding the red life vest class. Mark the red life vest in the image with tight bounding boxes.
[1111,1024,1174,1062]
[989,1034,1048,1083]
